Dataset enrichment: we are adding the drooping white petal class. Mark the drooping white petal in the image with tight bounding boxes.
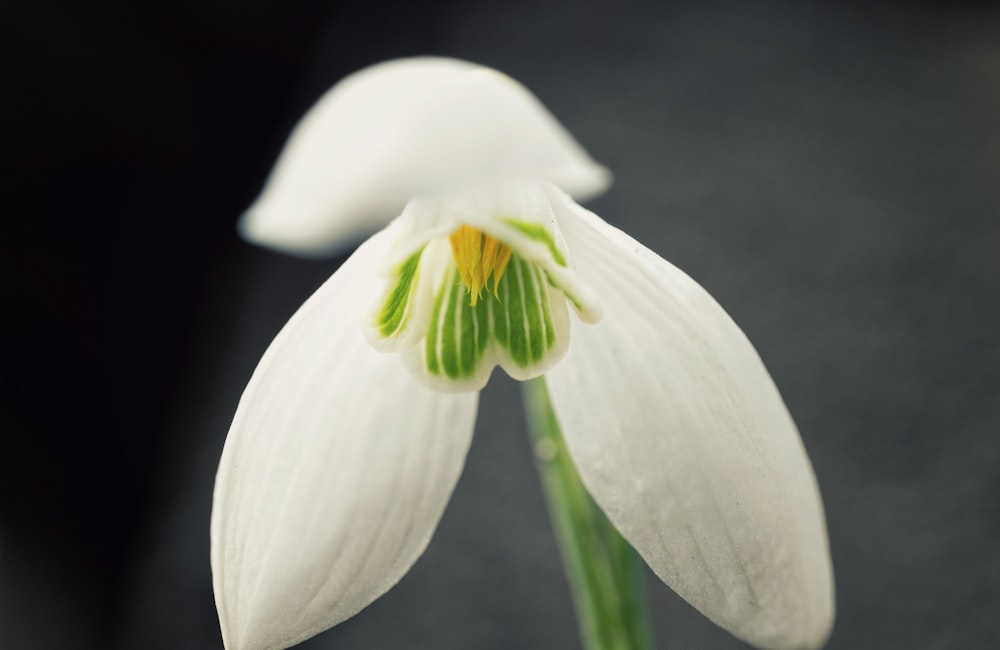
[211,224,479,650]
[543,187,835,650]
[240,57,610,256]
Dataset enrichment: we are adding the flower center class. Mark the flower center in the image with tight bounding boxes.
[368,188,602,393]
[448,225,513,306]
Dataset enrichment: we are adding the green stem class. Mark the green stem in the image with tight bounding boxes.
[523,377,655,650]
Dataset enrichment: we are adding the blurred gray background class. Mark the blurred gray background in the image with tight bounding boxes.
[3,0,998,648]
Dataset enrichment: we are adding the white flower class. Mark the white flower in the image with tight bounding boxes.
[212,58,835,650]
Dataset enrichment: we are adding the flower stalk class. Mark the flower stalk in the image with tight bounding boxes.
[524,377,655,650]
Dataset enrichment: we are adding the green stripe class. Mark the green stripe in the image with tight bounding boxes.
[503,218,567,266]
[508,258,529,367]
[440,274,461,378]
[423,253,563,382]
[538,266,556,348]
[494,265,510,349]
[376,251,422,337]
[521,257,544,363]
[459,284,477,377]
[425,271,449,375]
[476,288,491,356]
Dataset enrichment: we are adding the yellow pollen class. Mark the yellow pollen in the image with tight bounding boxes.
[448,225,512,306]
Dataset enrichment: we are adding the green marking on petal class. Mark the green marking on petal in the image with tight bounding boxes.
[422,252,566,383]
[522,258,545,363]
[543,280,556,349]
[494,265,510,348]
[428,269,492,380]
[503,217,567,267]
[425,270,447,375]
[459,283,477,377]
[533,263,557,350]
[475,289,491,356]
[508,257,529,366]
[376,250,422,338]
[440,273,461,378]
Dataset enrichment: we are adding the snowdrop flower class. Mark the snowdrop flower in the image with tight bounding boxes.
[212,58,835,650]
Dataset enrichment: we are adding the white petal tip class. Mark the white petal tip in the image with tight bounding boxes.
[237,204,366,258]
[552,163,613,203]
[728,585,835,650]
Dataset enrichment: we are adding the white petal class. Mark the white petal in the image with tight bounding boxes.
[240,57,610,256]
[211,224,479,650]
[544,188,835,650]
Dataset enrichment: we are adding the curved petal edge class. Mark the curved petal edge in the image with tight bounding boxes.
[240,57,610,257]
[211,224,479,650]
[544,188,835,650]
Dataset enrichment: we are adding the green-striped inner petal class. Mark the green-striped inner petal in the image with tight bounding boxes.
[375,250,422,338]
[426,269,492,380]
[424,253,562,381]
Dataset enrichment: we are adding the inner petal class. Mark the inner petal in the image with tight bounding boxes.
[368,185,604,392]
[417,248,570,390]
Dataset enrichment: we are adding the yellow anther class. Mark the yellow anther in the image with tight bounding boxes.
[491,245,512,298]
[449,224,482,302]
[448,225,512,306]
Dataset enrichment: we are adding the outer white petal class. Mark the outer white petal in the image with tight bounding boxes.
[211,223,479,650]
[544,188,835,650]
[239,57,611,256]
